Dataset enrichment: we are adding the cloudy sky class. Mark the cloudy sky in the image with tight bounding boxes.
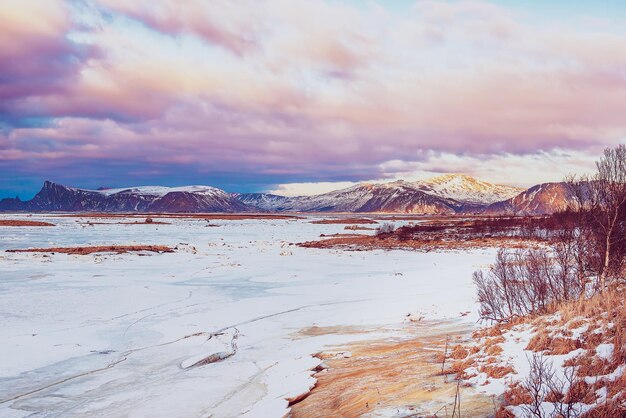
[1,0,626,198]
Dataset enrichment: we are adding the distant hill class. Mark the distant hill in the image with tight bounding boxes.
[485,182,576,215]
[0,181,254,213]
[0,175,576,214]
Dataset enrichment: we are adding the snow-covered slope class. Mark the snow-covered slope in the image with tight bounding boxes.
[485,182,576,215]
[412,174,523,205]
[233,193,293,211]
[238,182,471,214]
[94,185,225,197]
[237,175,521,213]
[1,175,545,214]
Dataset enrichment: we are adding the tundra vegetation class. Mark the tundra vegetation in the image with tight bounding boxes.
[468,145,626,417]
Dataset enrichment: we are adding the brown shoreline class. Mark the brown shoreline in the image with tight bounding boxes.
[6,245,174,255]
[0,220,55,227]
[310,218,378,225]
[298,235,541,251]
[53,213,303,220]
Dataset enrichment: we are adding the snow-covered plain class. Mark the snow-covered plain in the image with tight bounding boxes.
[0,215,496,417]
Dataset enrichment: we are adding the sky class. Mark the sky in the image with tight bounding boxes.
[1,0,626,199]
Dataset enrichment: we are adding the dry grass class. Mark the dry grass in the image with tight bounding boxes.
[503,383,533,406]
[581,402,626,417]
[525,332,581,355]
[485,286,626,416]
[450,345,469,360]
[485,344,503,356]
[480,364,515,379]
[565,379,599,404]
[495,407,517,418]
[473,325,506,339]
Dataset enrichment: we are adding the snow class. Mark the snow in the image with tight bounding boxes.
[241,174,523,211]
[0,214,495,417]
[412,174,522,204]
[595,343,614,361]
[83,185,225,197]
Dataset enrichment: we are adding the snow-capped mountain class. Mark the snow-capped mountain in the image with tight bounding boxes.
[485,182,577,215]
[0,176,572,214]
[0,181,254,213]
[411,174,523,205]
[93,185,225,197]
[237,181,482,214]
[237,175,522,213]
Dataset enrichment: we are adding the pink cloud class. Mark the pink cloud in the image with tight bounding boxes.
[96,0,263,55]
[3,0,626,187]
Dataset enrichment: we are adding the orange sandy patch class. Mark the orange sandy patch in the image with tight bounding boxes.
[0,220,55,227]
[292,325,371,339]
[290,322,494,417]
[6,245,174,255]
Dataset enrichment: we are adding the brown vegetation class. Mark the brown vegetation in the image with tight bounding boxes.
[0,219,55,227]
[58,213,301,220]
[344,225,376,231]
[299,233,538,251]
[310,218,377,224]
[298,214,580,251]
[6,245,174,255]
[458,286,626,417]
[318,233,364,238]
[83,220,171,225]
[481,364,515,379]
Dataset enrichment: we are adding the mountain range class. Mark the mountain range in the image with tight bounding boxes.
[0,174,576,215]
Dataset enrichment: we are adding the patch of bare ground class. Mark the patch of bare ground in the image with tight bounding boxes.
[83,219,170,225]
[289,322,495,418]
[291,325,371,339]
[309,218,377,224]
[344,225,376,231]
[318,233,366,238]
[6,245,174,255]
[0,220,55,227]
[56,213,302,220]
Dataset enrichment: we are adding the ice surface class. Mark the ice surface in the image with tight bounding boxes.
[0,214,495,417]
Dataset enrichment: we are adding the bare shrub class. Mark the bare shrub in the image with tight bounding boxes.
[474,246,585,322]
[519,353,583,418]
[375,222,396,236]
[566,144,626,291]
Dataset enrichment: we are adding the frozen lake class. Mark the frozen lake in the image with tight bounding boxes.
[0,215,496,417]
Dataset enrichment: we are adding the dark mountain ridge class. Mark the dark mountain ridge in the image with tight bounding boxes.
[0,177,578,215]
